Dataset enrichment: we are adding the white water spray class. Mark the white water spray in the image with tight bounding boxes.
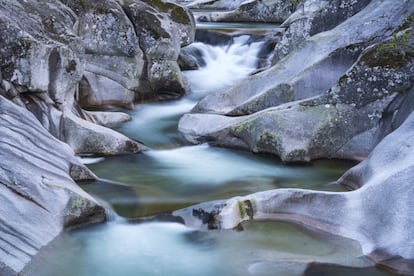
[121,35,266,147]
[184,35,264,95]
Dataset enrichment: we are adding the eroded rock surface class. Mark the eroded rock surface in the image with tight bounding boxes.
[174,1,414,273]
[0,0,148,155]
[179,0,414,163]
[194,0,301,23]
[0,0,195,273]
[122,0,195,101]
[175,110,414,274]
[0,95,105,275]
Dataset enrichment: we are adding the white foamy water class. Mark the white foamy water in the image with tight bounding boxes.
[79,157,105,165]
[120,36,265,147]
[145,144,305,185]
[184,35,264,95]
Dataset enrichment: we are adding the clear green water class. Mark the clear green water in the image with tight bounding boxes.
[29,220,389,276]
[83,145,352,218]
[26,26,395,276]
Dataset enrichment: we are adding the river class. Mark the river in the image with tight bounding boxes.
[26,21,393,276]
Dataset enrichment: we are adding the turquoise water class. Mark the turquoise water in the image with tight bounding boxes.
[28,220,381,276]
[26,25,393,276]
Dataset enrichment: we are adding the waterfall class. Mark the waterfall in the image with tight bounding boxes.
[183,35,265,96]
[119,33,268,147]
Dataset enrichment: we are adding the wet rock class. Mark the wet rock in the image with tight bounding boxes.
[304,262,386,276]
[178,45,205,70]
[0,95,105,275]
[175,111,414,274]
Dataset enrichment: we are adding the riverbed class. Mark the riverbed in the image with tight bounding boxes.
[26,21,393,276]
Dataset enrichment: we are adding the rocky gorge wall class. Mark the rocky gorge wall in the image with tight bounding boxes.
[0,0,195,274]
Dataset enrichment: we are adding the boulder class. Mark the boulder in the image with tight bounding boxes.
[198,0,301,23]
[179,0,414,162]
[64,0,145,109]
[174,110,414,274]
[174,0,246,11]
[0,0,83,103]
[62,112,145,155]
[192,0,412,115]
[83,110,132,128]
[0,0,147,156]
[122,0,195,100]
[0,95,105,275]
[273,0,372,64]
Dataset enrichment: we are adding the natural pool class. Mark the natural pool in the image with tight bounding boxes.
[26,22,394,276]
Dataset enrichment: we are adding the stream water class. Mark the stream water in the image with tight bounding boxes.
[28,22,393,276]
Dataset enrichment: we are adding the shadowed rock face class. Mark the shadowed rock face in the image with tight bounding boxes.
[0,95,105,275]
[178,0,414,163]
[174,111,414,274]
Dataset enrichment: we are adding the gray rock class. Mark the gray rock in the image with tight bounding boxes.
[63,0,145,109]
[84,110,132,128]
[273,0,372,64]
[192,0,412,116]
[0,0,148,155]
[174,110,414,274]
[180,96,394,162]
[0,95,105,275]
[180,0,414,162]
[62,112,145,155]
[174,0,246,11]
[122,0,195,100]
[376,86,414,144]
[201,0,301,23]
[0,0,83,102]
[326,30,414,108]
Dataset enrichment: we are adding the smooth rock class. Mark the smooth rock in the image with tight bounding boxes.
[0,95,105,275]
[180,0,414,162]
[175,111,414,274]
